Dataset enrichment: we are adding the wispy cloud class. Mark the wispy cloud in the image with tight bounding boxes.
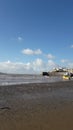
[47,60,57,69]
[70,45,73,48]
[61,59,69,63]
[47,54,55,59]
[17,36,23,41]
[60,59,73,68]
[22,48,42,55]
[68,62,73,68]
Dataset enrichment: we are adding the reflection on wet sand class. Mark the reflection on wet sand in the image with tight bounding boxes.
[0,81,73,130]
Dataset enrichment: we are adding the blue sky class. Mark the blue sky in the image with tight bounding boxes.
[0,0,73,73]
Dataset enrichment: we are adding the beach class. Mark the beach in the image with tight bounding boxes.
[0,80,73,130]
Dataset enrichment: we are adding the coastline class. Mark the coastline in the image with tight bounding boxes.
[0,80,73,130]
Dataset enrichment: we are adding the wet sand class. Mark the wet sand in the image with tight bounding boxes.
[0,80,73,130]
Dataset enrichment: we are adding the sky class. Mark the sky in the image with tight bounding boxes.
[0,0,73,74]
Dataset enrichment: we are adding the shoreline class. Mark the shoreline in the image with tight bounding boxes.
[0,78,72,86]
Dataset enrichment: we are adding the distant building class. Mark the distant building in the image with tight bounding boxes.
[52,67,66,72]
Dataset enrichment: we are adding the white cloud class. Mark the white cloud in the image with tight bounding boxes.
[34,49,42,55]
[0,61,33,74]
[22,48,42,55]
[32,58,45,72]
[33,58,43,66]
[67,62,73,68]
[61,59,69,63]
[47,54,55,59]
[60,59,73,68]
[22,48,33,55]
[0,59,57,74]
[48,60,57,68]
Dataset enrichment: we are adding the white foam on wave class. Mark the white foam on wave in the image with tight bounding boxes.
[0,82,29,86]
[0,74,63,86]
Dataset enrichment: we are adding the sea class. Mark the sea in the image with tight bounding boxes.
[0,74,63,86]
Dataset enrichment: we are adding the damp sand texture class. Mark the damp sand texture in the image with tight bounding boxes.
[0,81,73,130]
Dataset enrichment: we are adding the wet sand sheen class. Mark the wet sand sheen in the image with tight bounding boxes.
[0,81,73,130]
[0,105,73,130]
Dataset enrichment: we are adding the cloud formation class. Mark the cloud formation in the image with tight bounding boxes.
[22,48,42,55]
[47,54,55,59]
[0,61,33,74]
[61,59,69,63]
[68,62,73,68]
[0,59,57,74]
[1,48,73,74]
[0,59,73,74]
[61,59,73,69]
